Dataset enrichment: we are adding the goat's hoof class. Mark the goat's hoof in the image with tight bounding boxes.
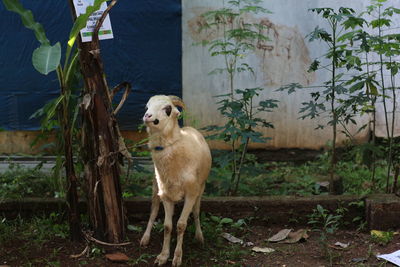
[172,254,182,267]
[140,235,150,247]
[195,231,204,244]
[155,253,169,265]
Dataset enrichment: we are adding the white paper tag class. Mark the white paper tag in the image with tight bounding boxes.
[377,250,400,266]
[73,0,114,43]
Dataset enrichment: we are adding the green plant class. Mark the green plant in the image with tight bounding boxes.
[308,204,343,237]
[338,0,400,191]
[371,230,394,245]
[365,1,397,192]
[2,0,110,240]
[199,0,278,195]
[90,246,104,258]
[276,5,397,196]
[129,253,156,265]
[0,164,64,200]
[0,213,68,248]
[308,204,344,266]
[365,1,400,193]
[348,200,367,231]
[184,213,249,266]
[305,8,367,194]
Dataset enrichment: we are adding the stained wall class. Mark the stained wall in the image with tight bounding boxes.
[182,0,399,149]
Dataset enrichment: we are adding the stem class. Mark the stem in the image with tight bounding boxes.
[387,56,397,193]
[378,6,390,139]
[338,120,355,143]
[377,6,391,193]
[228,137,237,196]
[60,71,81,241]
[393,165,399,194]
[229,68,234,99]
[233,137,250,195]
[329,19,338,194]
[220,1,233,100]
[233,97,253,195]
[366,53,377,188]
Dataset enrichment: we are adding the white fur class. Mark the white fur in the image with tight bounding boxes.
[140,95,212,267]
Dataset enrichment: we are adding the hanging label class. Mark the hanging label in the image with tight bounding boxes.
[73,0,114,42]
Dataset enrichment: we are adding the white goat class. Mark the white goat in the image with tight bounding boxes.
[140,95,211,266]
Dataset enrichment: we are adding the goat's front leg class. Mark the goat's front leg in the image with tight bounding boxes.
[155,199,174,266]
[172,195,197,267]
[140,178,160,247]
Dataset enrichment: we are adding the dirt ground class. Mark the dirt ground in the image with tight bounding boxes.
[1,219,400,267]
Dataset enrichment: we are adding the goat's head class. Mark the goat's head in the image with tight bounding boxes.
[143,95,185,130]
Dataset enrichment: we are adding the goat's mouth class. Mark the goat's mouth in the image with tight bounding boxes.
[143,117,160,125]
[144,118,160,125]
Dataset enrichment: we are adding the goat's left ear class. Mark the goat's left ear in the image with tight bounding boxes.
[164,105,172,116]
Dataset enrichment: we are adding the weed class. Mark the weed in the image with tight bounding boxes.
[0,163,64,199]
[0,213,68,249]
[308,204,344,266]
[184,213,250,266]
[308,205,343,236]
[90,246,104,258]
[371,230,394,245]
[129,253,155,265]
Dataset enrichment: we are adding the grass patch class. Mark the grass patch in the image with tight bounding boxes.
[0,147,391,199]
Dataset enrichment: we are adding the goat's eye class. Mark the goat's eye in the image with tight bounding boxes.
[164,105,172,116]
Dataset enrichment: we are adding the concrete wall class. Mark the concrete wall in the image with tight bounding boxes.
[182,0,399,149]
[0,131,147,155]
[2,0,399,154]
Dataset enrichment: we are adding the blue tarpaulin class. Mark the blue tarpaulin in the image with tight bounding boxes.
[0,0,181,130]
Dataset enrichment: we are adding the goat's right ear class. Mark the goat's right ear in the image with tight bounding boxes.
[164,105,172,116]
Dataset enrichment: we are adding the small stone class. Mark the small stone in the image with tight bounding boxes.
[351,257,367,263]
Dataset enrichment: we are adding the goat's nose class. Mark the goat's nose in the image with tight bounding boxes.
[143,113,153,122]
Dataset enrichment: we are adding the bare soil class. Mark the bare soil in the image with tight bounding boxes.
[1,220,399,267]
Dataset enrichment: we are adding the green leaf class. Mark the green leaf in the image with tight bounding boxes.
[348,81,365,93]
[307,26,332,42]
[32,43,61,75]
[2,0,49,45]
[342,16,366,30]
[127,225,143,232]
[220,217,234,224]
[308,60,320,72]
[210,215,221,223]
[366,81,378,96]
[370,18,391,28]
[275,83,303,94]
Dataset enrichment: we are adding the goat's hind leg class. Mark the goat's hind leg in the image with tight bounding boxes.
[193,195,204,244]
[140,178,160,247]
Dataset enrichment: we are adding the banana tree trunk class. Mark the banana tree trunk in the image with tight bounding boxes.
[68,0,126,243]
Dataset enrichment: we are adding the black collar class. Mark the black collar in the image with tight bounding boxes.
[154,146,164,151]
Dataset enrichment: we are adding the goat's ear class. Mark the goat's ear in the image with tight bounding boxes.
[164,105,172,116]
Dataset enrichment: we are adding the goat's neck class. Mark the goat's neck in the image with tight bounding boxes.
[148,120,181,149]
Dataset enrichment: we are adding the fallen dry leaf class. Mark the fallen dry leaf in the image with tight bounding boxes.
[222,232,244,244]
[280,229,309,244]
[252,246,275,253]
[267,229,292,242]
[105,252,130,262]
[334,241,349,248]
[221,232,254,247]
